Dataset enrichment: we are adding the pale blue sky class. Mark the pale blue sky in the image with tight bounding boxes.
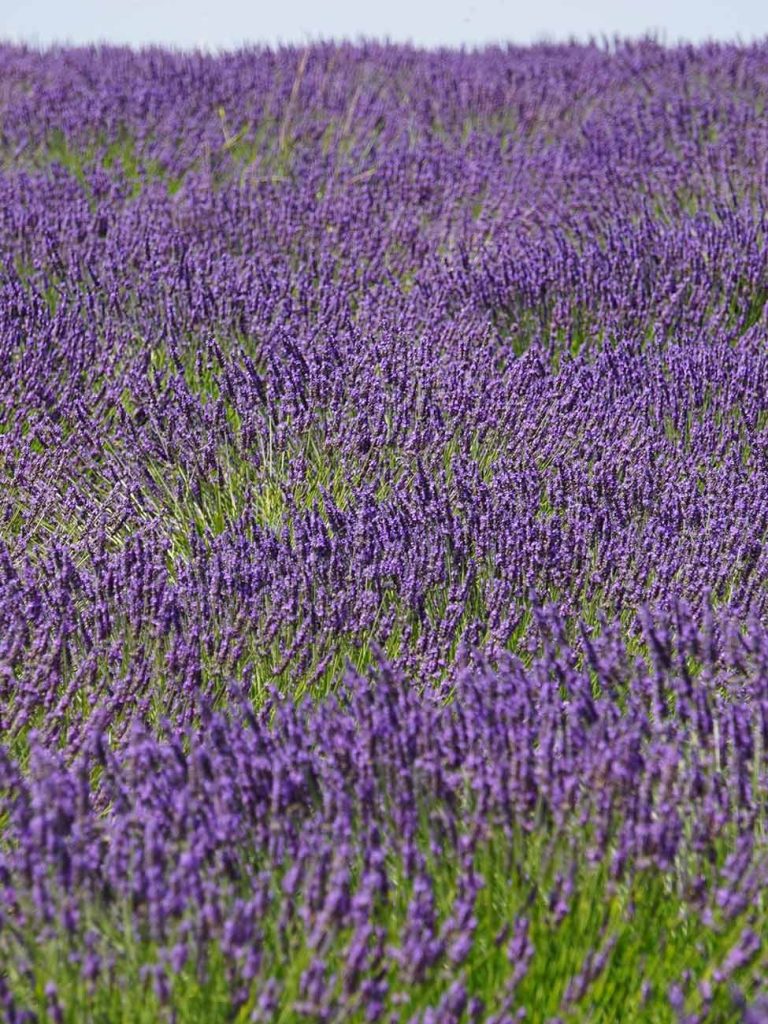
[0,0,764,51]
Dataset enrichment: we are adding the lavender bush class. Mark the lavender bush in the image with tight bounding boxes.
[1,38,768,1021]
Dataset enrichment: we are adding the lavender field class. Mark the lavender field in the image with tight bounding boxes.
[2,38,768,1022]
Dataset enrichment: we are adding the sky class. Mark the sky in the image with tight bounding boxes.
[0,0,764,51]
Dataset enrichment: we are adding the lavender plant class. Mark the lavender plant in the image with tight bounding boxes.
[1,37,768,1021]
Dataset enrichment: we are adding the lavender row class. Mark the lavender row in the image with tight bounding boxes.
[2,604,767,1020]
[5,322,768,745]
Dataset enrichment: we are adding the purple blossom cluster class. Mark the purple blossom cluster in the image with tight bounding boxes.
[1,37,768,1020]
